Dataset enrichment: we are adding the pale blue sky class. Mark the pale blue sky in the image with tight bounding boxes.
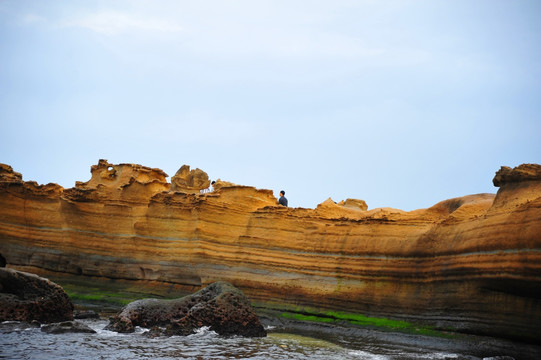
[1,0,540,210]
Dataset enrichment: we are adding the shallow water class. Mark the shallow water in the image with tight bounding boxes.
[0,319,524,360]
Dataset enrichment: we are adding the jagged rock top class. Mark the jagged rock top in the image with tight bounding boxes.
[493,163,541,187]
[2,160,539,214]
[171,164,210,193]
[78,159,169,189]
[0,164,23,182]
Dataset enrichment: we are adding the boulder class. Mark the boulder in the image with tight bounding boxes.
[41,321,96,334]
[0,268,73,323]
[106,281,266,337]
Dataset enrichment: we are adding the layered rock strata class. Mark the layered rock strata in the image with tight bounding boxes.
[0,160,540,342]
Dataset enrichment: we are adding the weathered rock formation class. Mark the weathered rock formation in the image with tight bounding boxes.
[106,281,266,337]
[0,160,540,342]
[170,165,210,193]
[0,268,74,323]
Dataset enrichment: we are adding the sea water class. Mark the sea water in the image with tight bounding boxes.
[0,319,523,360]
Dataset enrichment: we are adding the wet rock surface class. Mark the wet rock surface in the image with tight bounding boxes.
[73,310,100,319]
[106,281,266,337]
[41,320,96,334]
[0,268,73,323]
[259,313,541,360]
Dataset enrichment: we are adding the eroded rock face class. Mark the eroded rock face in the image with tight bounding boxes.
[106,282,266,337]
[342,198,368,211]
[170,165,210,193]
[493,163,541,187]
[0,164,23,182]
[0,161,540,342]
[67,159,170,202]
[0,268,73,323]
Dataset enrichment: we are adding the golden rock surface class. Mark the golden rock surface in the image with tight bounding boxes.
[0,160,540,341]
[170,164,210,193]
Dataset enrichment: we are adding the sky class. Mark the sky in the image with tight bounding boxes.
[1,0,540,211]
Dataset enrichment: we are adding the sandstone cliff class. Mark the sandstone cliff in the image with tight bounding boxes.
[0,160,539,342]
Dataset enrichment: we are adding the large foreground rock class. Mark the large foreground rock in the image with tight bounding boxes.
[0,268,73,323]
[106,281,266,337]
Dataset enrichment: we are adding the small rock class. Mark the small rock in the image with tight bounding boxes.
[73,310,100,319]
[41,321,96,334]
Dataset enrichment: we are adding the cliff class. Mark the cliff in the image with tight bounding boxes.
[0,160,540,342]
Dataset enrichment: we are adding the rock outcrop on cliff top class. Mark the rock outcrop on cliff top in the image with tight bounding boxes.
[0,160,540,342]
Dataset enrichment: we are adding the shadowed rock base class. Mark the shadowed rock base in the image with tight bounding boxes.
[106,281,266,337]
[0,268,73,323]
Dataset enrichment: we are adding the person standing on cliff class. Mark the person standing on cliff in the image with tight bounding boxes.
[200,181,215,194]
[278,190,288,207]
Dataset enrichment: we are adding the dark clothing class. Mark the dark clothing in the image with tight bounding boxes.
[278,196,288,207]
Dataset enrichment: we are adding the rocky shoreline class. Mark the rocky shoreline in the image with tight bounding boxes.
[259,312,541,360]
[5,303,539,359]
[1,269,265,338]
[1,268,540,359]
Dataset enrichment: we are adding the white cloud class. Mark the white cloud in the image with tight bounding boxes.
[63,10,183,35]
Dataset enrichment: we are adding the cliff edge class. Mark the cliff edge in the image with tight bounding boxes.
[0,160,539,342]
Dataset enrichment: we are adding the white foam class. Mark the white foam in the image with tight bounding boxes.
[348,350,390,359]
[134,326,149,334]
[95,328,119,337]
[429,353,459,359]
[187,326,218,338]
